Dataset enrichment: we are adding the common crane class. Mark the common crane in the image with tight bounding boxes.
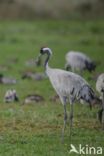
[37,47,95,142]
[96,73,104,129]
[65,51,96,74]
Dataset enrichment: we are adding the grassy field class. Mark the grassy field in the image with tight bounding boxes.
[0,19,104,156]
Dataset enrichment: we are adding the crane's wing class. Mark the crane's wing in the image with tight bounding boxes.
[48,69,87,97]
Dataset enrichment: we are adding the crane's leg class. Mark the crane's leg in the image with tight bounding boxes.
[60,96,67,143]
[69,98,74,139]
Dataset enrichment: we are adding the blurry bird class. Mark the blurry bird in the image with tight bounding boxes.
[65,51,96,74]
[22,71,46,81]
[0,74,17,84]
[23,94,44,104]
[4,89,19,103]
[36,47,96,142]
[96,73,104,129]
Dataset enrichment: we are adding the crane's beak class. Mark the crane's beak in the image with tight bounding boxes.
[35,54,42,64]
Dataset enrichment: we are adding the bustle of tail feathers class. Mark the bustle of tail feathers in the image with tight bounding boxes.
[77,84,95,109]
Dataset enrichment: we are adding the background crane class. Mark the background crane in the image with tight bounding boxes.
[96,73,104,129]
[65,51,96,74]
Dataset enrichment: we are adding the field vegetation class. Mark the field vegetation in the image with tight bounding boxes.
[0,19,104,155]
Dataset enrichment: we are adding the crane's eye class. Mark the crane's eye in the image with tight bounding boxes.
[40,48,44,54]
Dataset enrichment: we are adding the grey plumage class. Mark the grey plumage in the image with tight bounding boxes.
[37,47,95,142]
[77,85,95,109]
[0,74,17,84]
[96,73,104,94]
[65,51,96,74]
[96,73,104,128]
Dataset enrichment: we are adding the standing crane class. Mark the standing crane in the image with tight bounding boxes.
[37,47,95,142]
[96,73,104,129]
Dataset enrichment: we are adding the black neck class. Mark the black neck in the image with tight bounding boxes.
[44,53,50,68]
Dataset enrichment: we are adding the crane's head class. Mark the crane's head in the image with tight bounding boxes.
[35,47,51,66]
[35,47,52,68]
[78,85,95,109]
[85,61,96,72]
[0,74,3,78]
[65,63,71,71]
[40,47,52,56]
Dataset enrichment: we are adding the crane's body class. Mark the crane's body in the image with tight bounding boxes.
[37,47,95,142]
[46,66,87,100]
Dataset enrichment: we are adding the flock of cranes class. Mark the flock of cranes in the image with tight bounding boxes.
[36,47,104,142]
[2,47,103,142]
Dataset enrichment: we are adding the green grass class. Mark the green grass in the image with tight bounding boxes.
[0,19,104,156]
